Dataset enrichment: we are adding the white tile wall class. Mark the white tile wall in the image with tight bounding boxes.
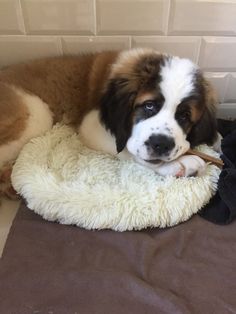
[0,0,25,34]
[204,72,229,103]
[225,73,236,102]
[199,37,236,72]
[0,0,235,107]
[168,0,236,36]
[96,0,169,35]
[0,36,62,68]
[62,36,130,54]
[132,36,201,62]
[21,0,95,35]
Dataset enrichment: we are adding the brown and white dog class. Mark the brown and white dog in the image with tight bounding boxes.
[0,48,218,197]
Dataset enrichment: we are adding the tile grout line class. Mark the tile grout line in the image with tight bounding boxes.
[58,37,64,56]
[93,0,97,36]
[164,0,172,36]
[18,0,26,35]
[196,37,202,65]
[222,74,230,103]
[129,36,132,49]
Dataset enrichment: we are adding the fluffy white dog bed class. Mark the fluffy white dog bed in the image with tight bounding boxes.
[12,124,220,231]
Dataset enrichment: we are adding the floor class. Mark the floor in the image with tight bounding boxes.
[0,198,20,257]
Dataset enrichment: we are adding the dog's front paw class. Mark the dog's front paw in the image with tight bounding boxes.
[154,155,206,177]
[154,161,185,177]
[177,155,206,177]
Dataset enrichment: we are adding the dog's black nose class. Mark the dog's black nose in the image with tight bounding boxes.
[147,134,175,155]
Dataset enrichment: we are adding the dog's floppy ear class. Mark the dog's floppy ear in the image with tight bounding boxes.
[187,79,218,147]
[100,78,136,153]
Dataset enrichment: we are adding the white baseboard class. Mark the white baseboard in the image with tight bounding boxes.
[217,103,236,119]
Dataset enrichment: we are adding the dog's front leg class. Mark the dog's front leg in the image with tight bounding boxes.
[152,155,206,177]
[133,154,206,177]
[118,150,206,177]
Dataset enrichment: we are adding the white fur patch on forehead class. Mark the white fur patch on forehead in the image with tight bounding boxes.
[160,57,198,108]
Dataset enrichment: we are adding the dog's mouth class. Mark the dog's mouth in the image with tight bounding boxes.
[144,158,162,164]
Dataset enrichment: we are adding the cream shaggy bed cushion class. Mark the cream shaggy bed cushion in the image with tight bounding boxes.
[11,124,221,231]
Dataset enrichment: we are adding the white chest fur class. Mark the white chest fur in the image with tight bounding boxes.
[78,110,118,156]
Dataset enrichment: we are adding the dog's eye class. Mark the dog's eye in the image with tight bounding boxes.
[137,100,162,120]
[180,111,191,121]
[144,101,156,112]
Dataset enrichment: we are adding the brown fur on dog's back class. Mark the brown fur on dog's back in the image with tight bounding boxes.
[0,51,119,126]
[0,51,119,198]
[0,83,29,145]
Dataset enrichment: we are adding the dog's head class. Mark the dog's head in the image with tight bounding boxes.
[100,49,217,163]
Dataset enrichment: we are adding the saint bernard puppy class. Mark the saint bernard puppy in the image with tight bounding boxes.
[0,48,218,196]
